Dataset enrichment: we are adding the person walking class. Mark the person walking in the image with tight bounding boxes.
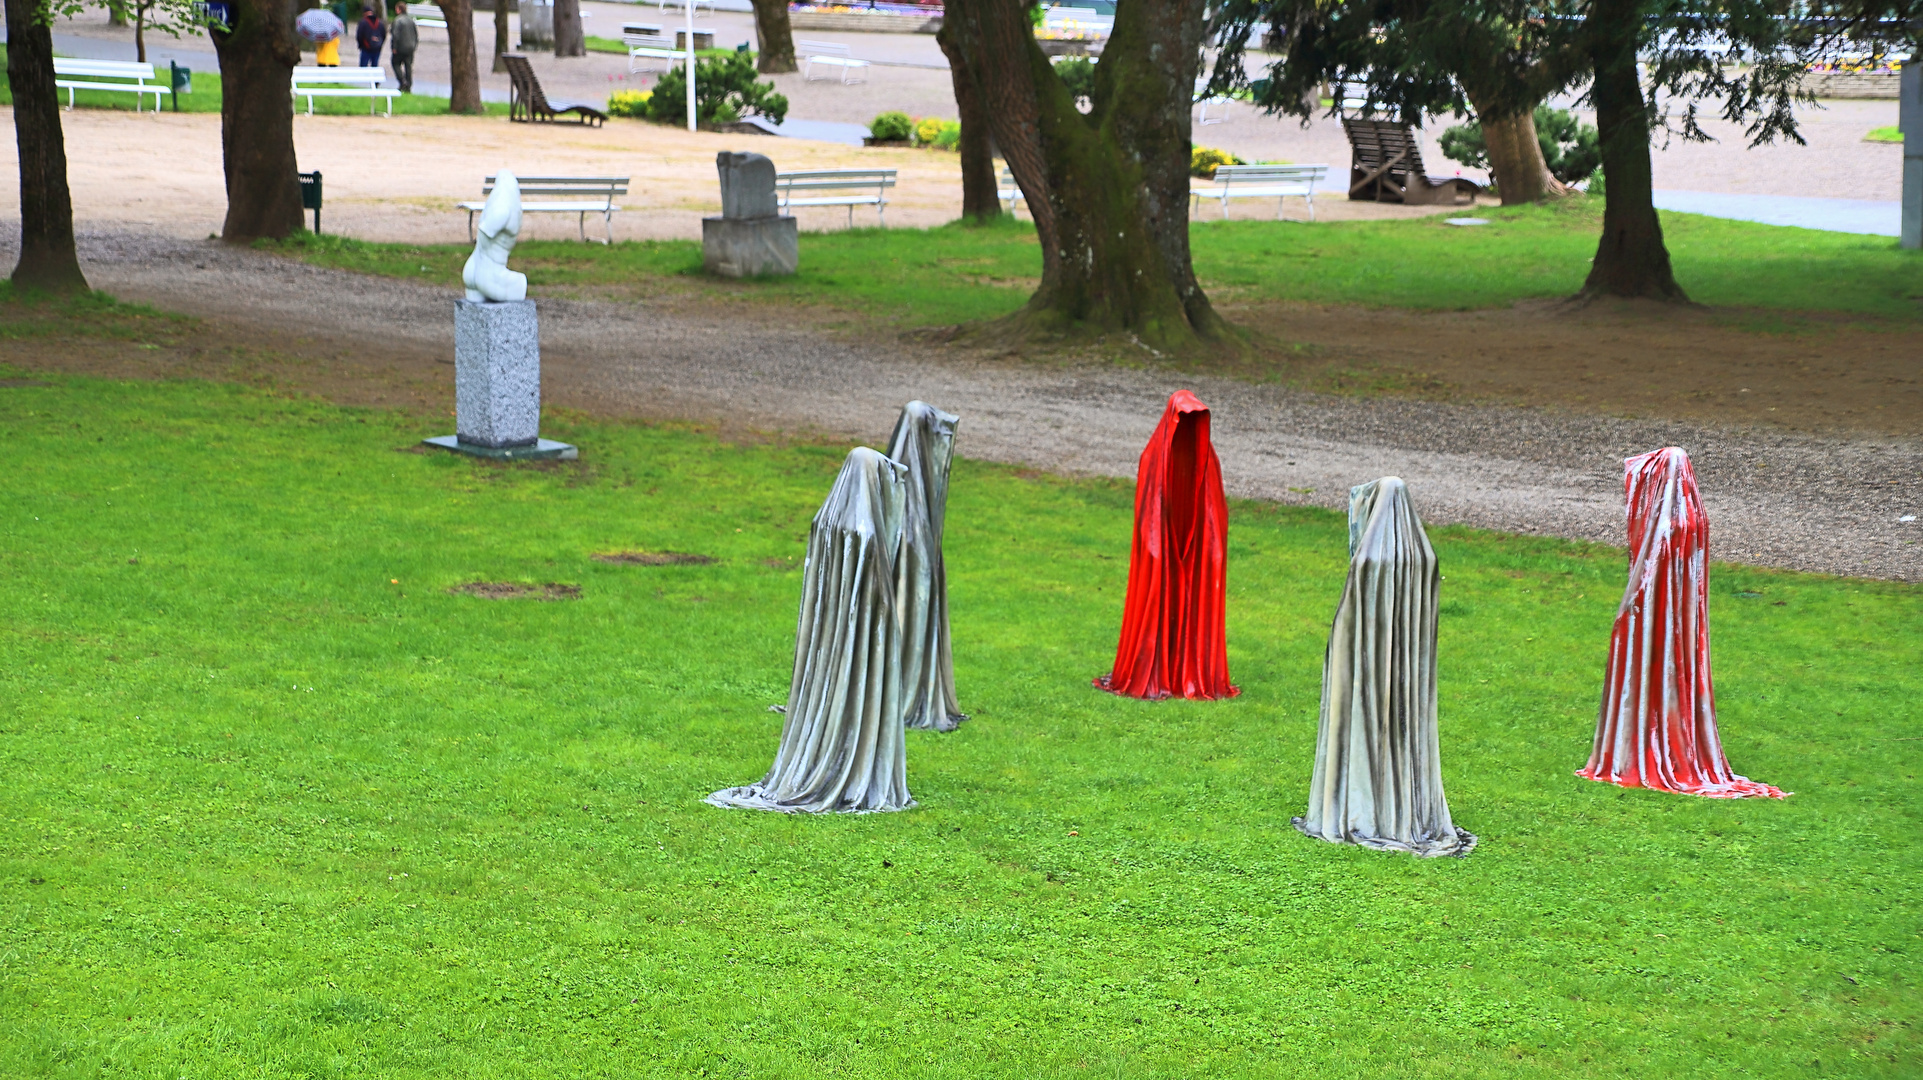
[389,1,418,93]
[356,6,387,70]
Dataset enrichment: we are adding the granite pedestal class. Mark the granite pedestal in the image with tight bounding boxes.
[702,215,800,278]
[426,298,577,460]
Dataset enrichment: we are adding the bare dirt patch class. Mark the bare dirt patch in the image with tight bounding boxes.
[450,582,582,600]
[592,551,716,566]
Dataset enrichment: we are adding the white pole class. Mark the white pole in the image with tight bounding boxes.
[685,0,696,132]
[1902,50,1919,250]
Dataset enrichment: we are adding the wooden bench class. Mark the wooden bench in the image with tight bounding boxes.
[291,66,400,115]
[53,58,167,113]
[501,54,607,126]
[800,40,869,84]
[1191,163,1329,221]
[1342,118,1480,205]
[459,175,628,243]
[411,2,447,28]
[776,168,895,227]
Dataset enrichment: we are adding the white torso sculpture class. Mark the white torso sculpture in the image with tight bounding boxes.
[463,171,528,303]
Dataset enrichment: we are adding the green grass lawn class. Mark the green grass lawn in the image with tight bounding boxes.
[1866,126,1901,143]
[1,369,1917,1078]
[268,199,1923,327]
[1,52,510,117]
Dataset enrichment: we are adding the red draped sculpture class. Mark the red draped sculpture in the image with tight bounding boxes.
[1095,390,1238,700]
[1578,447,1787,799]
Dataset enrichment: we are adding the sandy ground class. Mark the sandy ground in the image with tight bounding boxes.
[8,228,1917,583]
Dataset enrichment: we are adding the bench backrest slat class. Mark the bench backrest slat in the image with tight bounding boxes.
[482,176,630,197]
[797,40,851,55]
[1211,164,1328,183]
[53,58,156,79]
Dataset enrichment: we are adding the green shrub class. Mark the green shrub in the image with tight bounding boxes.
[931,119,961,150]
[1190,146,1244,179]
[1055,57,1096,106]
[869,110,913,142]
[913,115,945,145]
[646,52,787,126]
[1440,106,1601,185]
[607,89,651,119]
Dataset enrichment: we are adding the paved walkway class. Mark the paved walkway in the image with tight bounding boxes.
[1653,190,1903,236]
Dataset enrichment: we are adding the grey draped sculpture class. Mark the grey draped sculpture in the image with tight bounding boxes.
[708,447,916,813]
[888,401,967,732]
[1294,478,1476,858]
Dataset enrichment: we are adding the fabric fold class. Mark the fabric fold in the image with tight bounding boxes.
[708,447,916,814]
[1295,478,1475,858]
[1578,447,1787,799]
[888,401,968,732]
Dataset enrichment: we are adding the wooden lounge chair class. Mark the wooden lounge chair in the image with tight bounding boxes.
[1341,118,1479,205]
[501,54,606,127]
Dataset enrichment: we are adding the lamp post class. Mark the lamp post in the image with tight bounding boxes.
[1903,48,1919,249]
[686,0,696,131]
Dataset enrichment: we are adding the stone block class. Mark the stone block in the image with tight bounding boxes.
[703,215,799,278]
[454,298,541,448]
[716,151,779,220]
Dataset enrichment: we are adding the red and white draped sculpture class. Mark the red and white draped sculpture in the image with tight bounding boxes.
[1578,447,1787,799]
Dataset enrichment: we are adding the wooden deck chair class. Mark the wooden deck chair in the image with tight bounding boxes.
[1341,118,1479,205]
[501,54,608,127]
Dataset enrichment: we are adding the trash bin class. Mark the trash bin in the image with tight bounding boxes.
[169,61,192,112]
[300,171,323,234]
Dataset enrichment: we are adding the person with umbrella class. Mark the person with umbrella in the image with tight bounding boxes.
[295,6,347,66]
[355,5,387,70]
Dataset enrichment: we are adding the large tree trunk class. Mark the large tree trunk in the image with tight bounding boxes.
[209,0,305,243]
[1581,0,1685,301]
[941,0,1232,352]
[1472,102,1568,205]
[5,0,89,292]
[491,0,509,73]
[551,0,583,57]
[936,19,998,222]
[442,0,484,112]
[749,0,795,73]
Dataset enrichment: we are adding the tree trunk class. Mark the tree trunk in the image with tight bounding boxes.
[936,19,998,222]
[749,0,795,73]
[108,0,127,26]
[940,0,1232,353]
[442,0,484,112]
[1474,105,1568,205]
[491,0,509,73]
[210,0,305,242]
[134,0,148,62]
[1581,0,1685,301]
[551,0,582,57]
[5,0,89,292]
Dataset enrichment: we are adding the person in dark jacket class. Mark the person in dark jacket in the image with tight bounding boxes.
[356,6,386,69]
[389,2,418,92]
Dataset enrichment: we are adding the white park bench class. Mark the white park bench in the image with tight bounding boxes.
[800,40,869,84]
[657,0,712,14]
[411,2,447,27]
[1194,75,1232,125]
[52,58,167,112]
[624,27,681,73]
[1042,5,1113,36]
[291,66,401,115]
[1192,163,1330,221]
[460,175,628,244]
[998,166,1027,215]
[776,168,895,227]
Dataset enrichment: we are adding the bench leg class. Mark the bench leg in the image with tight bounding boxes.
[604,211,614,245]
[1306,193,1315,223]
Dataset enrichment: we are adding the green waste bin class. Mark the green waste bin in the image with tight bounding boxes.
[299,171,323,234]
[169,62,191,112]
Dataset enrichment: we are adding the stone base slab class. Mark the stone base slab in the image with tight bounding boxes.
[703,215,799,278]
[423,435,579,461]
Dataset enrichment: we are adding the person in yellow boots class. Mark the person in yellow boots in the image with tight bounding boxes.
[316,33,341,66]
[297,6,348,65]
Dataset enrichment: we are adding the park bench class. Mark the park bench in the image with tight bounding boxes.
[1194,75,1230,125]
[776,168,896,227]
[52,58,167,112]
[800,40,869,84]
[1041,5,1113,37]
[1342,117,1479,205]
[657,0,713,14]
[1191,163,1329,221]
[500,54,607,126]
[998,166,1028,215]
[291,66,400,115]
[624,26,681,73]
[411,2,447,27]
[460,175,628,244]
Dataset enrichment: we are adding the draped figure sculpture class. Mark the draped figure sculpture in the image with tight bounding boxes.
[1295,478,1476,858]
[1095,390,1238,700]
[888,401,968,732]
[708,447,916,813]
[1578,448,1787,799]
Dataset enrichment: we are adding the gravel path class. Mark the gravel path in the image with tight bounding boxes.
[57,229,1923,583]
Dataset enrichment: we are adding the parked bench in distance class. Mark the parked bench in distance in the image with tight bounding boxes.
[624,30,682,74]
[501,54,607,126]
[291,66,400,115]
[800,40,869,84]
[1343,118,1479,205]
[776,169,895,227]
[411,2,447,27]
[53,58,167,112]
[1193,164,1329,221]
[997,166,1027,216]
[459,175,628,244]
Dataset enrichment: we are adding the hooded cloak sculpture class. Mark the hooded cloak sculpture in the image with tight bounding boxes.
[1295,478,1476,857]
[888,401,968,732]
[1095,390,1238,700]
[1578,448,1787,799]
[708,447,916,813]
